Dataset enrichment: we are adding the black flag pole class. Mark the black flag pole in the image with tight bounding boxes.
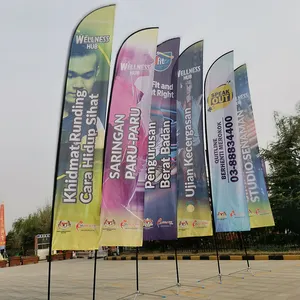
[47,49,68,300]
[241,232,271,274]
[47,6,117,300]
[194,149,223,285]
[196,109,244,286]
[156,40,215,295]
[196,51,244,285]
[154,241,201,296]
[195,54,225,284]
[225,64,273,278]
[100,27,166,300]
[226,232,256,277]
[174,246,180,286]
[227,232,271,277]
[198,155,246,284]
[117,247,166,300]
[92,249,98,300]
[47,204,56,300]
[240,232,251,270]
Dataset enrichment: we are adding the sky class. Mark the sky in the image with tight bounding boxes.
[0,0,299,231]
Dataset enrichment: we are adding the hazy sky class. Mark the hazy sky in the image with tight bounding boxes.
[1,0,299,231]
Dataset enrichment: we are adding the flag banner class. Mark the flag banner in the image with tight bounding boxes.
[0,204,6,250]
[205,51,250,232]
[51,5,116,251]
[235,64,275,228]
[143,38,180,241]
[177,41,213,238]
[99,28,159,246]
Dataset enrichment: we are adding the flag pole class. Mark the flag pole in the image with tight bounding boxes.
[154,240,200,295]
[197,51,238,285]
[117,247,166,300]
[47,58,67,300]
[92,249,98,300]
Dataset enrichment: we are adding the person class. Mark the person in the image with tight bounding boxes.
[64,40,100,117]
[57,37,105,181]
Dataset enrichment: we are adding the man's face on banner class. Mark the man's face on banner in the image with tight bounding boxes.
[185,79,192,96]
[66,53,98,103]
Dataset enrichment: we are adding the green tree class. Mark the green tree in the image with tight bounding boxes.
[262,104,300,234]
[6,204,52,255]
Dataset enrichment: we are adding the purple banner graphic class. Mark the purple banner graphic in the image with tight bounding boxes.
[99,28,159,247]
[143,38,180,241]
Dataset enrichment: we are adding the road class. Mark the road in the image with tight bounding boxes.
[1,259,300,299]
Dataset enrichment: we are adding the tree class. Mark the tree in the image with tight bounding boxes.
[6,204,52,255]
[262,104,300,234]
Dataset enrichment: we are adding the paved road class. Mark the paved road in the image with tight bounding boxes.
[1,259,300,299]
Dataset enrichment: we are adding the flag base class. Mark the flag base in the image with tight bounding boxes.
[227,266,272,277]
[226,233,272,278]
[155,246,205,294]
[155,282,204,296]
[117,291,166,300]
[196,273,244,285]
[117,248,166,300]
